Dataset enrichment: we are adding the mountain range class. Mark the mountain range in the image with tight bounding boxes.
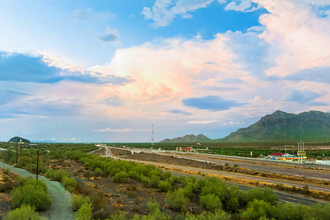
[161,110,330,142]
[160,134,211,143]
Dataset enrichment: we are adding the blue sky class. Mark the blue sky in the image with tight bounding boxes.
[0,0,329,142]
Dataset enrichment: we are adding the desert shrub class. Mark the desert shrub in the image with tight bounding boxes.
[11,180,52,210]
[200,194,223,212]
[130,199,169,220]
[165,188,189,212]
[72,195,91,211]
[3,204,46,220]
[109,211,127,220]
[27,160,47,174]
[113,171,129,183]
[140,176,151,187]
[241,199,275,220]
[62,176,78,192]
[184,210,230,220]
[45,169,69,182]
[45,169,77,192]
[158,180,172,192]
[242,187,279,206]
[200,177,240,213]
[303,185,310,195]
[149,175,160,187]
[271,202,328,220]
[161,171,172,180]
[308,203,330,220]
[0,150,16,163]
[3,168,10,175]
[182,184,196,199]
[75,202,93,220]
[94,168,103,177]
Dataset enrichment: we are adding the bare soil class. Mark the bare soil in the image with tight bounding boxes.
[0,169,19,219]
[49,159,202,219]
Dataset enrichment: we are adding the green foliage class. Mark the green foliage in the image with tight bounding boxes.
[241,199,275,220]
[94,167,103,176]
[165,188,189,212]
[11,180,52,210]
[75,202,93,220]
[184,210,230,220]
[113,171,129,183]
[158,180,172,192]
[45,169,69,182]
[45,169,77,192]
[223,110,330,142]
[72,195,91,211]
[199,177,239,213]
[109,212,127,220]
[200,194,223,212]
[3,204,46,220]
[62,176,78,192]
[242,187,279,206]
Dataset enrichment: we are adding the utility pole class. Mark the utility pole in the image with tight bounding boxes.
[151,124,154,148]
[16,143,18,164]
[36,144,39,182]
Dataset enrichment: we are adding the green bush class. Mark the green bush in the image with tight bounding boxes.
[72,195,91,211]
[75,202,93,220]
[165,188,189,212]
[109,212,127,220]
[200,194,223,212]
[242,187,279,206]
[158,180,172,192]
[113,171,129,183]
[62,176,78,192]
[184,210,230,220]
[11,180,52,210]
[94,168,103,177]
[45,169,69,181]
[3,204,46,220]
[241,199,275,220]
[149,175,160,188]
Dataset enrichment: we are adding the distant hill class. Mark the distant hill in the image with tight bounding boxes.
[8,136,31,143]
[221,110,330,142]
[161,134,211,143]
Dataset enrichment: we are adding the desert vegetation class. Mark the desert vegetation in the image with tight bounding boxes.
[0,142,329,219]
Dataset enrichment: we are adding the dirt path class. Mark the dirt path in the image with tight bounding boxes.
[0,161,73,220]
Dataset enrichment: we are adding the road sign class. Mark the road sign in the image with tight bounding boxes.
[297,151,306,156]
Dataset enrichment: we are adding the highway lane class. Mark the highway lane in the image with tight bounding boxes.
[122,148,330,181]
[101,146,329,205]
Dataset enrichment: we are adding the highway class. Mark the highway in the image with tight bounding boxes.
[100,146,328,206]
[120,147,330,181]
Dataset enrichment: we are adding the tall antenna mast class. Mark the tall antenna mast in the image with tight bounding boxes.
[151,124,154,146]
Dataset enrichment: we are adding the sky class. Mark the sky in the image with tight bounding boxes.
[0,0,329,143]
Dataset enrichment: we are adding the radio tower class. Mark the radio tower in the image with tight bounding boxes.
[151,124,154,147]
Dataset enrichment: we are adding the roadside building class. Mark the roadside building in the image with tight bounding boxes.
[178,147,195,152]
[268,152,293,161]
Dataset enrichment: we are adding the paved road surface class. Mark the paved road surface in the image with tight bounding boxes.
[0,161,73,220]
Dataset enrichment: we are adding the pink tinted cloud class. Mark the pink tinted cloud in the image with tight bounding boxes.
[257,0,330,76]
